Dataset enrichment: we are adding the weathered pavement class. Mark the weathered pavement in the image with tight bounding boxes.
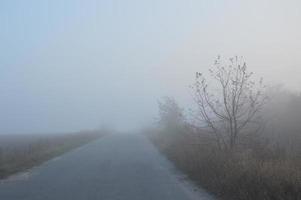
[0,134,214,200]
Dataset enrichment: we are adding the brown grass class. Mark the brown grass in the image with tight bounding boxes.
[0,130,105,179]
[150,130,301,200]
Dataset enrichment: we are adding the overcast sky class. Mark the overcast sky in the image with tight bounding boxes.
[1,0,301,133]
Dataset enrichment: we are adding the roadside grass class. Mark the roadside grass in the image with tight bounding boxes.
[0,130,105,179]
[150,130,301,200]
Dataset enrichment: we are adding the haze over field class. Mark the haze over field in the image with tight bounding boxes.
[1,0,301,133]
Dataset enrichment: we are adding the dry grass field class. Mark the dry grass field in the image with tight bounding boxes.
[0,130,105,179]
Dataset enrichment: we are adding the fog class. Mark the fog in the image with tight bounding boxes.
[1,0,301,133]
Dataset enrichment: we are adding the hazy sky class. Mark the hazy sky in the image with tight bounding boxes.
[1,0,301,133]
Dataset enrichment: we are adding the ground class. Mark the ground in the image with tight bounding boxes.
[0,134,214,200]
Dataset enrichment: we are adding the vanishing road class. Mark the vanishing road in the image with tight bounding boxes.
[0,134,214,200]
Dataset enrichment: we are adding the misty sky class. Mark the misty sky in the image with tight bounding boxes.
[1,0,301,133]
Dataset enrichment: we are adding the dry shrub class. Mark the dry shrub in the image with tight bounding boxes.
[151,130,301,200]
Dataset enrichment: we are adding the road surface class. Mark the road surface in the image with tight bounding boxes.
[0,134,214,200]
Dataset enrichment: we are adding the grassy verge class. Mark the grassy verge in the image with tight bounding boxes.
[0,130,105,179]
[149,130,301,200]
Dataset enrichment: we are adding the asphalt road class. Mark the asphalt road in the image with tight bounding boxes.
[0,134,214,200]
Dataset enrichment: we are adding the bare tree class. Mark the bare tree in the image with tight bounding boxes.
[191,56,268,150]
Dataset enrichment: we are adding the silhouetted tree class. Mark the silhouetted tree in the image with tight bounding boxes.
[158,97,184,130]
[191,56,268,150]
